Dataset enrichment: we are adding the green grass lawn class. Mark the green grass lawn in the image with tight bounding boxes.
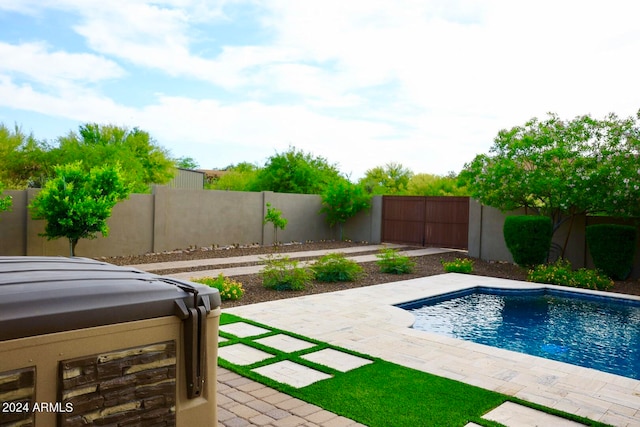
[218,313,610,427]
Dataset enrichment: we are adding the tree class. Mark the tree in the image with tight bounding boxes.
[55,124,175,193]
[0,123,53,188]
[0,181,11,213]
[207,162,260,191]
[263,203,288,245]
[29,162,130,256]
[252,146,342,194]
[320,179,371,240]
[407,173,469,196]
[460,111,640,252]
[359,162,413,195]
[175,156,199,169]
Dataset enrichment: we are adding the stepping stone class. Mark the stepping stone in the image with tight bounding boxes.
[301,348,373,372]
[218,336,228,343]
[483,401,585,426]
[219,322,271,338]
[254,334,316,352]
[252,361,332,388]
[218,343,273,365]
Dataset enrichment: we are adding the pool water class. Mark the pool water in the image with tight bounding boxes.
[397,288,640,379]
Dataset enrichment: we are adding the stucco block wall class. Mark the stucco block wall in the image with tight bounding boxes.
[0,187,378,257]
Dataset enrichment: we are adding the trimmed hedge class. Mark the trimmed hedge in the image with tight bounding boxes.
[586,224,637,280]
[503,215,552,267]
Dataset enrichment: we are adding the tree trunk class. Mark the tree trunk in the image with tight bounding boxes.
[69,239,78,257]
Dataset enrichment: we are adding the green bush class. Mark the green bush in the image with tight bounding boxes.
[261,255,313,291]
[586,224,637,280]
[527,259,613,291]
[503,215,552,267]
[191,274,245,301]
[312,252,364,282]
[376,248,416,274]
[441,258,474,274]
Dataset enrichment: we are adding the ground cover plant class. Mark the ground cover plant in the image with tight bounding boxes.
[218,314,609,427]
[311,252,364,282]
[376,248,416,274]
[191,274,244,300]
[442,257,474,273]
[527,259,613,291]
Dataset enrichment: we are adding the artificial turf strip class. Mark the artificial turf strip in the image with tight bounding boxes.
[216,314,611,427]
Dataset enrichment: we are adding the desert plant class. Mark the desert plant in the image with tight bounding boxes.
[586,224,637,280]
[312,252,364,282]
[441,258,474,274]
[263,203,288,245]
[503,215,552,267]
[376,248,415,274]
[191,274,245,301]
[527,259,613,291]
[261,255,313,291]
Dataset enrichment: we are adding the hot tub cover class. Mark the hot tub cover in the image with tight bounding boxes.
[0,256,221,341]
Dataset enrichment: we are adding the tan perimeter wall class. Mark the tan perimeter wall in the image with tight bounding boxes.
[0,187,382,258]
[468,199,640,279]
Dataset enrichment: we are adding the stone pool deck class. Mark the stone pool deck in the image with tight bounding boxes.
[223,273,640,426]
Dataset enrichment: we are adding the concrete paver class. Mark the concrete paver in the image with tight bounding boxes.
[255,334,316,352]
[300,349,373,372]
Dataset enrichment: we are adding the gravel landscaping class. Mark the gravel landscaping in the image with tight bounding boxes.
[98,241,640,309]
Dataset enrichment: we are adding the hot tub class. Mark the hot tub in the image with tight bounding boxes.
[0,256,221,426]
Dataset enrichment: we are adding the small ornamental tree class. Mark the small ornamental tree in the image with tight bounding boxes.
[263,203,288,245]
[29,162,130,256]
[320,179,371,240]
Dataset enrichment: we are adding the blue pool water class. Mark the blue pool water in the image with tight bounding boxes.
[397,288,640,379]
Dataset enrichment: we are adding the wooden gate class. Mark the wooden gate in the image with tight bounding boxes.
[381,196,469,249]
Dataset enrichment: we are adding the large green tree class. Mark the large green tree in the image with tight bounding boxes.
[252,147,342,194]
[359,162,413,195]
[320,179,371,240]
[0,181,12,213]
[207,162,261,191]
[55,124,175,193]
[460,110,640,240]
[407,173,468,196]
[0,123,53,188]
[29,162,130,256]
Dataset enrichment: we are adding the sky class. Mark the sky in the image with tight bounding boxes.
[1,1,639,180]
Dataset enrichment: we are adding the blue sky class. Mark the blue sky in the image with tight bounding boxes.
[1,1,639,179]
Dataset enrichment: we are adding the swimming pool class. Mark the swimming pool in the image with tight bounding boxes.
[397,287,640,380]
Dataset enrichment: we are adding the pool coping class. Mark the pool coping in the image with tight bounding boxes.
[224,273,640,426]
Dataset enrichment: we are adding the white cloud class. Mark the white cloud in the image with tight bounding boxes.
[0,42,125,88]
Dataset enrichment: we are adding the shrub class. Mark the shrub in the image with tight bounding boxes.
[191,274,245,301]
[441,258,474,274]
[261,255,313,291]
[586,224,637,280]
[312,253,364,282]
[527,259,613,291]
[376,248,416,274]
[503,215,552,267]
